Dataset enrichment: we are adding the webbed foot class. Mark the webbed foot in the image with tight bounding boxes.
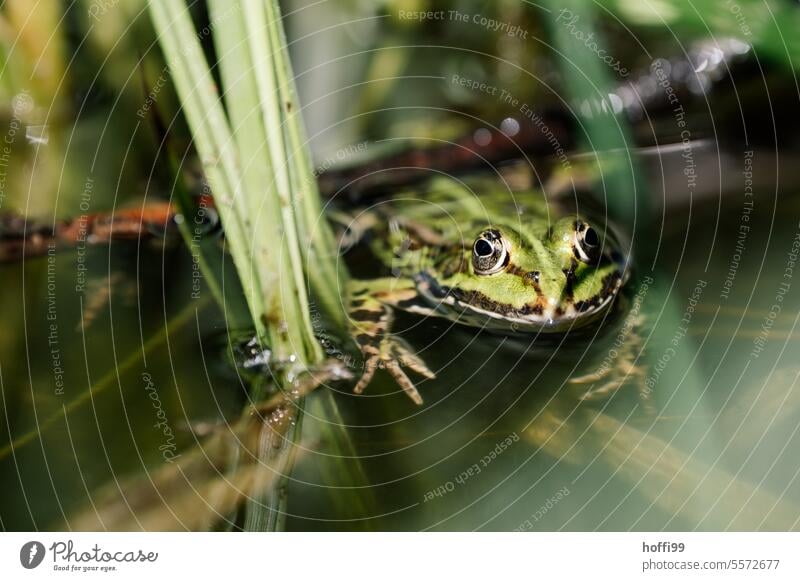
[353,334,435,405]
[348,280,436,405]
[569,313,654,412]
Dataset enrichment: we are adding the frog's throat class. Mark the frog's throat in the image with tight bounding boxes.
[413,271,623,333]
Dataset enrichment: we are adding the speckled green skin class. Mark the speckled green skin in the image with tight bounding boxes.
[350,176,629,333]
[344,175,630,403]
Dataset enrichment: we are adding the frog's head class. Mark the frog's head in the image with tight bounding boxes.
[417,216,629,332]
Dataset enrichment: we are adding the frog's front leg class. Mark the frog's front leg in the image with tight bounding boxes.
[348,278,436,405]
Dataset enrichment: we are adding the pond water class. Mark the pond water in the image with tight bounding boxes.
[2,0,799,533]
[2,155,800,531]
[285,181,800,531]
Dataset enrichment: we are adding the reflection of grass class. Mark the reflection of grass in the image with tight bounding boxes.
[586,411,800,530]
[68,395,299,531]
[0,295,212,462]
[526,402,800,530]
[517,261,800,529]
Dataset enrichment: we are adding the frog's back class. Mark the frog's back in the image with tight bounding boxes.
[364,175,554,248]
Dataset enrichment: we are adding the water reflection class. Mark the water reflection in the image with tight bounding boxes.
[3,177,800,532]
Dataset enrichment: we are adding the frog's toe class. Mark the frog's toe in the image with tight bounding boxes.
[385,362,424,405]
[391,337,436,380]
[353,356,379,395]
[352,354,425,405]
[569,366,612,385]
[577,377,628,400]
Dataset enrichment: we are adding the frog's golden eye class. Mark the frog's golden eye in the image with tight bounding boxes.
[574,221,602,264]
[472,230,508,275]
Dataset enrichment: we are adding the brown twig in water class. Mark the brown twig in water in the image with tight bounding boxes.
[0,201,180,262]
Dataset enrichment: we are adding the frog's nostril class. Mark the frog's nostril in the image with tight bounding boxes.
[523,270,540,285]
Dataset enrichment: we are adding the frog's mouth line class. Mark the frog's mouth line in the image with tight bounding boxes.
[414,271,622,332]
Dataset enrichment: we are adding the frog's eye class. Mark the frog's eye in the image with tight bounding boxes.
[574,221,602,264]
[472,230,508,275]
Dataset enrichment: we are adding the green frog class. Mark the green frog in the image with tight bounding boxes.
[342,174,630,404]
